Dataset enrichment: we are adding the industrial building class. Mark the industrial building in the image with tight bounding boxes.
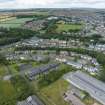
[26,63,60,80]
[64,71,105,105]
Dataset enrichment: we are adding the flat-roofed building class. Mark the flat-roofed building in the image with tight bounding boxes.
[64,71,105,105]
[64,92,85,105]
[66,61,83,69]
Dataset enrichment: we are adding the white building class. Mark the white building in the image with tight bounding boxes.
[66,61,83,69]
[83,66,98,73]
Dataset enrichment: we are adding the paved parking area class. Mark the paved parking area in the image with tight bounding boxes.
[64,71,105,105]
[64,91,85,105]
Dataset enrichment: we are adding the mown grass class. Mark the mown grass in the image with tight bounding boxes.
[0,64,9,77]
[0,18,33,28]
[36,79,70,105]
[0,80,16,105]
[56,24,83,32]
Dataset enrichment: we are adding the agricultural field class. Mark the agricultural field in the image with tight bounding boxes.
[0,18,34,28]
[56,23,83,33]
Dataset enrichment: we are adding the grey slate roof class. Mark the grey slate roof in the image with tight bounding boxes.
[27,63,60,80]
[17,95,44,105]
[19,64,33,71]
[64,71,105,105]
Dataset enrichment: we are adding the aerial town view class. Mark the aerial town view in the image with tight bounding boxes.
[0,0,105,105]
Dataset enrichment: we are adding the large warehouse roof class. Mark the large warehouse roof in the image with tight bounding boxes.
[64,71,105,105]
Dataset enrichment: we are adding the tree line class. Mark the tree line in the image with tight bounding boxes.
[0,28,37,46]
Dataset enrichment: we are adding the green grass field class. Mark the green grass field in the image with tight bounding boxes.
[0,80,16,97]
[0,80,16,105]
[37,79,70,105]
[56,24,83,33]
[39,78,100,105]
[8,64,19,74]
[0,18,33,28]
[0,65,9,77]
[33,11,48,16]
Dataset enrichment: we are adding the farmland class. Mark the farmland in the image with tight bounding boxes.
[0,18,34,28]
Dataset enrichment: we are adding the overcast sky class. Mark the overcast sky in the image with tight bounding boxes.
[0,0,105,9]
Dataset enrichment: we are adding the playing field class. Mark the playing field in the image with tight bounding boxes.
[0,18,33,28]
[56,24,83,33]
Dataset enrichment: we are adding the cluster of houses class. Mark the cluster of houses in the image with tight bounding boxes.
[56,52,100,74]
[5,49,50,62]
[58,15,103,37]
[47,16,82,24]
[18,38,83,48]
[89,44,105,52]
[96,24,105,36]
[24,19,46,31]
